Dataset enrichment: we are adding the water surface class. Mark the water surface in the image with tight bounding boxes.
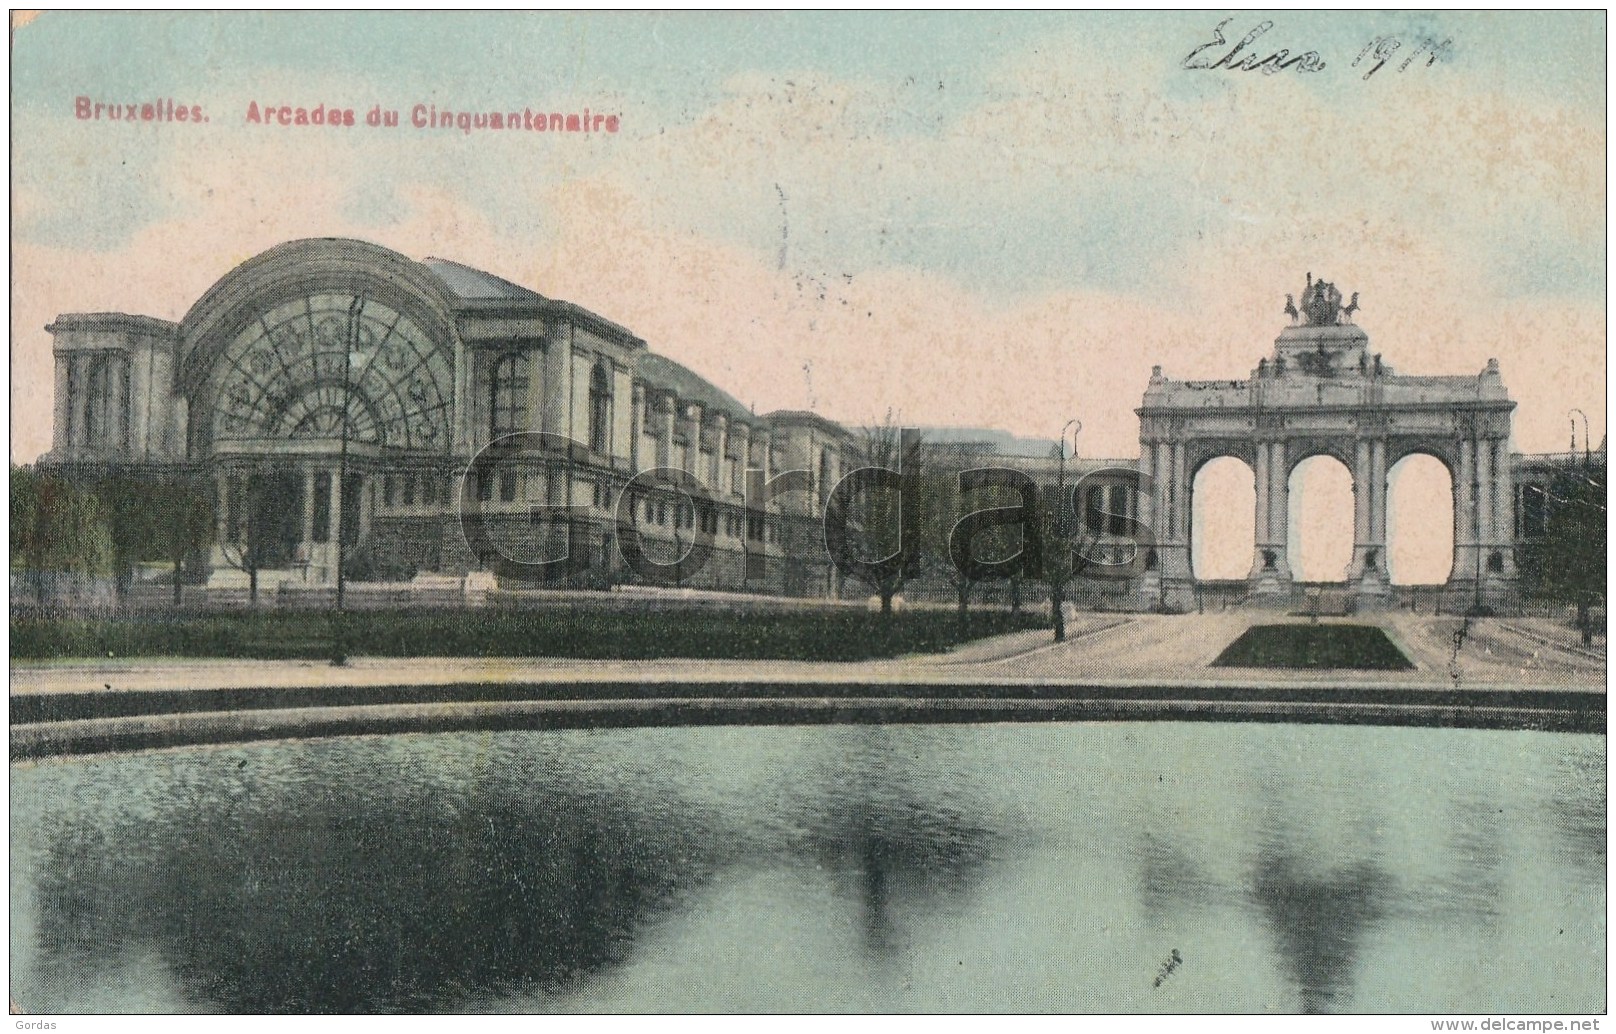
[11,722,1605,1013]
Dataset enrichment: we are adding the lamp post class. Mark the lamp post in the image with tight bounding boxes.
[331,293,377,664]
[335,295,365,613]
[1058,418,1082,530]
[1050,419,1081,641]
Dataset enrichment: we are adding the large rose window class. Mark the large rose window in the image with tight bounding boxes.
[210,292,452,450]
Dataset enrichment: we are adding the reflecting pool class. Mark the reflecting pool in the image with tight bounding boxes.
[10,722,1605,1013]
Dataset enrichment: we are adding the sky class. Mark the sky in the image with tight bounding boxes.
[9,12,1606,576]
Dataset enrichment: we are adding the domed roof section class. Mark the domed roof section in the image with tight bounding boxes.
[420,258,550,305]
[177,237,460,386]
[637,352,751,419]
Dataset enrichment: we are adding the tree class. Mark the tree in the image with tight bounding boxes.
[13,467,115,605]
[60,473,218,605]
[1520,456,1606,646]
[148,476,216,605]
[95,474,163,599]
[1027,469,1119,643]
[916,443,1030,634]
[215,473,275,606]
[827,419,928,616]
[11,465,39,558]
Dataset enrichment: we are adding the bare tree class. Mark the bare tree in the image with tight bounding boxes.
[826,417,927,616]
[1030,476,1109,643]
[916,443,1029,634]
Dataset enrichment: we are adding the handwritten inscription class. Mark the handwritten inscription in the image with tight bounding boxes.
[1183,18,1451,78]
[1353,34,1454,79]
[1182,19,1326,74]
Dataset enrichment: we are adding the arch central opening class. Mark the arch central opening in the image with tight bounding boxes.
[1288,455,1354,582]
[1387,453,1454,585]
[1191,456,1256,580]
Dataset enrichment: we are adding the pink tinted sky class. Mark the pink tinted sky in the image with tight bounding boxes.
[10,14,1604,579]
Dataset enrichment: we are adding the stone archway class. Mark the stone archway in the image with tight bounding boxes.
[1137,275,1517,611]
[1386,452,1455,585]
[1190,455,1256,581]
[1287,453,1355,583]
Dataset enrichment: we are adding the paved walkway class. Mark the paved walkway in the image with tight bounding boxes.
[11,613,1604,695]
[12,613,1603,757]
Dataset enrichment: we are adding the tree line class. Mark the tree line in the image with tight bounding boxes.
[11,466,214,606]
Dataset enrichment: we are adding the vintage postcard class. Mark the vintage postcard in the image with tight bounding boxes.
[8,10,1606,1022]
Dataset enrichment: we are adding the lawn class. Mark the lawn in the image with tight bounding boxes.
[11,607,1048,663]
[1211,623,1414,671]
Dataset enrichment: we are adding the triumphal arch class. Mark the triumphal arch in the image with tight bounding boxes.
[1136,276,1517,611]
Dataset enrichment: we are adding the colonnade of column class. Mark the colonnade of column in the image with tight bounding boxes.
[1141,428,1517,603]
[1139,437,1192,584]
[213,466,374,585]
[54,352,131,454]
[1250,440,1292,587]
[1346,438,1388,589]
[1451,434,1517,586]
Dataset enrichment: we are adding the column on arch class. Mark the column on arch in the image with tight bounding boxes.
[1135,440,1155,544]
[1376,439,1389,546]
[1268,440,1290,574]
[1351,438,1372,574]
[1170,441,1187,541]
[1475,434,1494,554]
[1490,436,1516,576]
[1250,439,1270,577]
[1370,438,1388,556]
[1154,440,1172,543]
[1452,436,1475,583]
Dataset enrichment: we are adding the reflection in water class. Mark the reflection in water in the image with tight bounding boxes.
[1250,850,1387,1014]
[1550,746,1608,882]
[794,728,1005,966]
[11,723,1606,1014]
[27,761,715,1011]
[824,804,999,966]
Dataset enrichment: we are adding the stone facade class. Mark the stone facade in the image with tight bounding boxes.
[1137,277,1529,612]
[38,254,1566,609]
[41,238,859,597]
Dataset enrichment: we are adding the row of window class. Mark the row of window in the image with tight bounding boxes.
[459,471,779,543]
[488,353,614,453]
[1082,485,1138,536]
[381,472,446,510]
[623,493,778,543]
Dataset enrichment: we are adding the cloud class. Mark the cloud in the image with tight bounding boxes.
[10,15,1604,467]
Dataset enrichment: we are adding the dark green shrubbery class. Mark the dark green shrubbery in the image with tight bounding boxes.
[12,607,1047,663]
[1211,623,1414,670]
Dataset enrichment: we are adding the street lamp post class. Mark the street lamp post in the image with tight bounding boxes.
[1058,418,1082,532]
[1051,419,1081,641]
[331,293,376,664]
[335,294,365,613]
